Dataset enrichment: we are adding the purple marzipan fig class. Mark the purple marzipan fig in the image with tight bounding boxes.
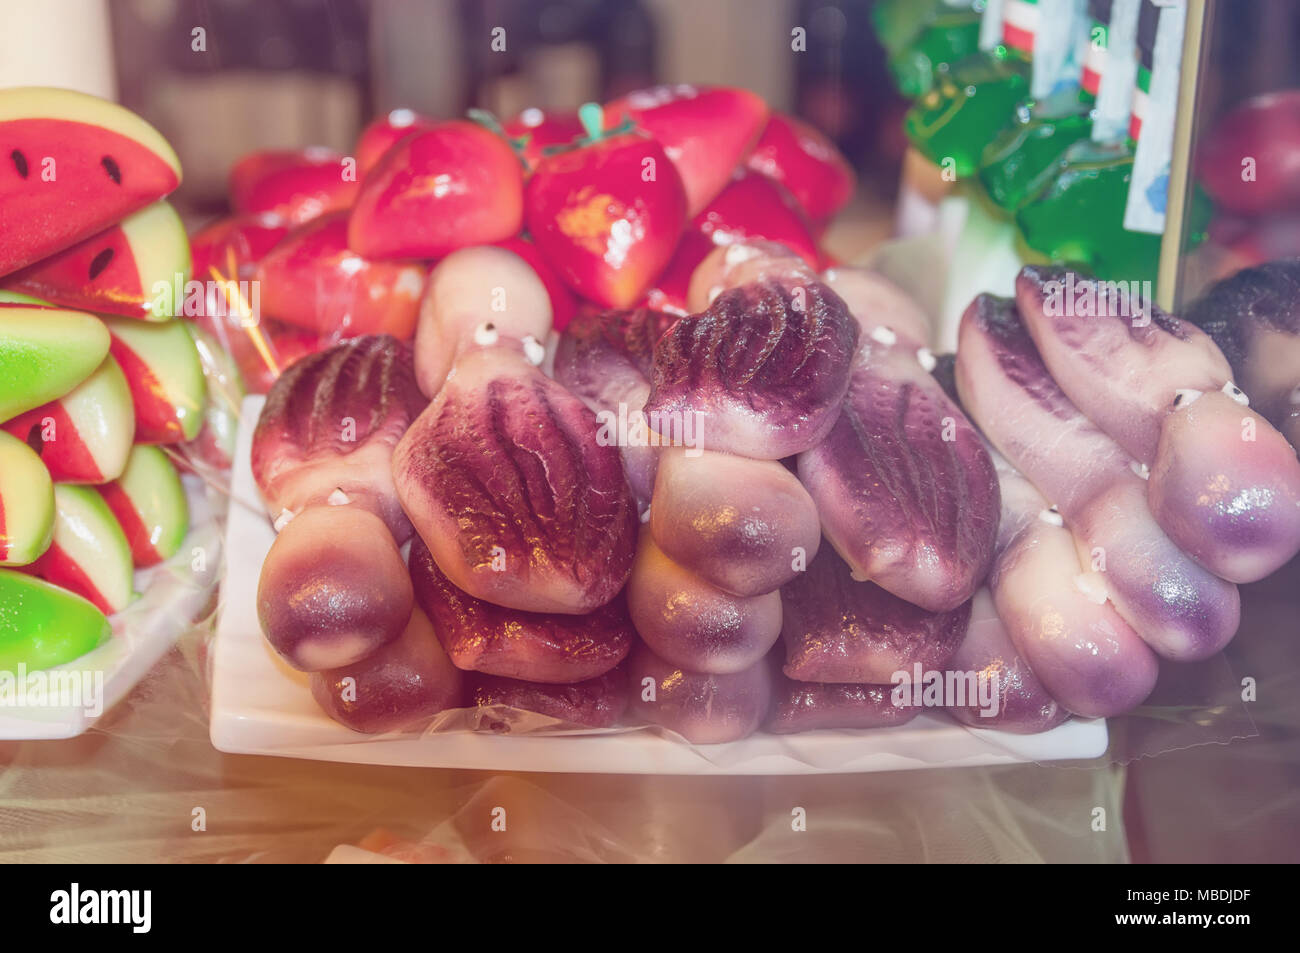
[468,665,629,729]
[626,533,782,675]
[943,588,1068,734]
[252,334,426,541]
[649,448,821,597]
[955,294,1241,662]
[1147,389,1300,584]
[765,677,919,734]
[409,533,633,683]
[553,307,678,505]
[1015,265,1232,465]
[1017,266,1300,583]
[414,245,555,399]
[626,640,773,744]
[644,275,859,460]
[954,294,1135,515]
[988,450,1158,718]
[394,340,638,614]
[310,607,464,733]
[780,543,971,685]
[1185,259,1300,448]
[553,306,674,404]
[798,326,999,613]
[258,504,413,672]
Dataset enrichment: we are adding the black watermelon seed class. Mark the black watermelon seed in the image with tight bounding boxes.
[88,247,115,280]
[10,149,28,178]
[101,155,121,184]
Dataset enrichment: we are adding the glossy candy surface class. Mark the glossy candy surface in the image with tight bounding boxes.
[0,305,110,423]
[252,335,425,539]
[798,327,999,612]
[349,122,524,260]
[410,534,633,683]
[310,608,464,733]
[469,666,628,729]
[0,569,110,672]
[0,201,190,319]
[395,344,637,615]
[258,504,412,672]
[229,148,356,226]
[626,533,782,675]
[646,271,858,460]
[0,430,54,567]
[256,211,426,340]
[627,641,773,744]
[604,85,768,217]
[956,294,1240,661]
[3,355,135,484]
[780,544,971,684]
[526,119,687,309]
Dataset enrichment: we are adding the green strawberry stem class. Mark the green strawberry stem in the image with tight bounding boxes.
[492,101,643,163]
[466,107,506,137]
[466,107,531,169]
[578,102,605,141]
[575,102,638,146]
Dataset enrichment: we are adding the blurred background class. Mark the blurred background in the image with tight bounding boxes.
[101,0,906,219]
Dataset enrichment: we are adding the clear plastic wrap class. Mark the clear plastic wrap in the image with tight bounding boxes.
[0,618,1135,863]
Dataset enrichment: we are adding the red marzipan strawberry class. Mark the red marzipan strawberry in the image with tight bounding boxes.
[257,211,426,340]
[190,213,290,286]
[693,169,820,265]
[500,108,584,173]
[642,170,820,314]
[495,235,577,331]
[526,103,687,310]
[229,148,359,226]
[348,120,524,260]
[355,108,439,179]
[605,85,768,217]
[745,113,855,232]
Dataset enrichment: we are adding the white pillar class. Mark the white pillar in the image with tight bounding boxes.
[0,0,118,100]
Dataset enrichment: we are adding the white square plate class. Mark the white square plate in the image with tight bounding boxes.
[211,396,1107,774]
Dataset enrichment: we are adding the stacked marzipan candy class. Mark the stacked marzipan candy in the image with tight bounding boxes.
[233,89,862,738]
[0,87,202,673]
[188,91,856,396]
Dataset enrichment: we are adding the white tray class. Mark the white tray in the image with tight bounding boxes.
[211,396,1107,774]
[0,475,221,740]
